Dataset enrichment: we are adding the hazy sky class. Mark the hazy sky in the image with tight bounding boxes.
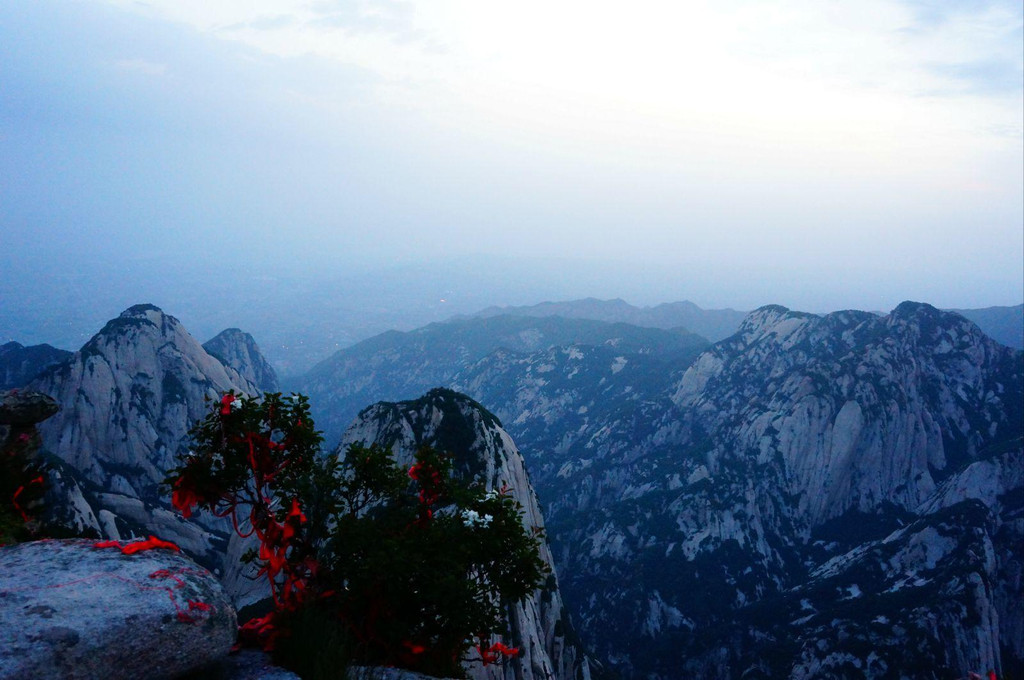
[1,0,1022,313]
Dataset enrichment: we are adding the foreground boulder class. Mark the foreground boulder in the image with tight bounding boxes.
[0,389,59,454]
[0,389,59,427]
[0,538,237,680]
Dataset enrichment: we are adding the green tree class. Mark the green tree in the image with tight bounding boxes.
[167,391,547,679]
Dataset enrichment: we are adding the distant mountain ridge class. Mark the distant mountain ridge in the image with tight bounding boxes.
[298,313,709,446]
[952,303,1024,350]
[464,298,748,343]
[0,341,71,390]
[464,298,1024,350]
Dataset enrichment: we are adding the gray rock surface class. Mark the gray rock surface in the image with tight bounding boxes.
[204,328,280,393]
[202,650,301,680]
[0,538,236,680]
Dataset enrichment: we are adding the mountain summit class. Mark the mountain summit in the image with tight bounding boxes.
[32,304,259,496]
[28,305,266,598]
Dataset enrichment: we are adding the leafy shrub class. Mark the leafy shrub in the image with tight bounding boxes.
[0,429,47,545]
[167,392,547,678]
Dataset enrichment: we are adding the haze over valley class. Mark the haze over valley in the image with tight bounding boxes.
[3,0,1022,368]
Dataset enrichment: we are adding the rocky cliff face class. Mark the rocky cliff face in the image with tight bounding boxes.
[28,305,263,597]
[204,328,279,393]
[338,388,592,680]
[516,302,1022,679]
[449,343,681,492]
[32,305,259,500]
[671,302,1022,525]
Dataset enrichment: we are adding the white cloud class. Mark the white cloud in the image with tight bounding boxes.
[93,0,1021,152]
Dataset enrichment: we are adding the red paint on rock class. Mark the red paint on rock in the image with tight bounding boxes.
[93,536,180,554]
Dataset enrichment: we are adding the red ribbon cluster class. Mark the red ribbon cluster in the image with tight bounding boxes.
[11,474,44,523]
[171,478,199,519]
[476,639,520,665]
[170,395,321,652]
[255,498,311,610]
[238,612,280,650]
[408,461,441,525]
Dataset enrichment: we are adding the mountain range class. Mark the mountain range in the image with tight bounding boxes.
[3,297,1022,679]
[295,299,1022,678]
[297,314,708,446]
[11,304,588,680]
[462,298,748,344]
[512,302,1022,678]
[4,281,1019,378]
[464,298,1024,351]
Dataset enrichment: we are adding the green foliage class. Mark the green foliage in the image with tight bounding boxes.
[174,392,323,513]
[167,391,548,679]
[317,444,547,677]
[0,429,47,545]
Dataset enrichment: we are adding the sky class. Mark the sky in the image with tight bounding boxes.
[1,0,1022,321]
